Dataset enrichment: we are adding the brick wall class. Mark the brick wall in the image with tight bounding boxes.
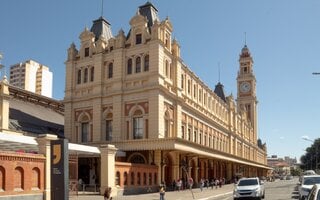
[0,151,45,197]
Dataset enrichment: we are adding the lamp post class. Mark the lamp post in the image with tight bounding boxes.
[302,136,318,171]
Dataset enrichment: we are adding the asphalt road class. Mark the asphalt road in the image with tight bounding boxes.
[210,178,300,200]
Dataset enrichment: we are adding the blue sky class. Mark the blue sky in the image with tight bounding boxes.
[1,0,320,161]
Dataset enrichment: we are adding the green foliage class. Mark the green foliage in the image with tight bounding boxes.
[300,138,320,171]
[290,167,302,176]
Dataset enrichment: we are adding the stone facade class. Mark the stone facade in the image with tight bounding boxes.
[64,2,268,193]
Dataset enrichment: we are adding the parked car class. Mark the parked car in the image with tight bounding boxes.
[306,184,320,200]
[233,177,265,200]
[299,175,320,200]
[286,175,293,180]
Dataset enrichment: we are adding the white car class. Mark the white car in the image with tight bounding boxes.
[306,184,320,200]
[299,175,320,200]
[233,177,265,200]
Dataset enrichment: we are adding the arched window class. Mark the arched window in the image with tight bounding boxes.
[124,172,128,186]
[81,122,89,142]
[79,113,91,143]
[127,59,132,75]
[32,168,40,190]
[136,57,141,73]
[105,113,113,141]
[84,68,88,83]
[115,171,120,186]
[14,167,24,191]
[129,154,145,164]
[90,67,94,82]
[77,69,81,84]
[144,55,149,71]
[0,166,5,191]
[131,172,135,185]
[108,63,113,78]
[133,110,143,139]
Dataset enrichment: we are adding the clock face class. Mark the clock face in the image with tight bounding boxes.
[240,82,251,93]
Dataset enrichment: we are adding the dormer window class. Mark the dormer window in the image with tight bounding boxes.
[85,47,89,57]
[136,34,142,44]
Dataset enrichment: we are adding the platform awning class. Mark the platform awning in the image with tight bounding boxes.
[0,132,101,155]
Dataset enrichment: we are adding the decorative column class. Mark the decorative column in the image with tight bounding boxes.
[0,78,10,131]
[100,144,117,196]
[36,134,58,200]
[226,162,232,181]
[154,150,161,184]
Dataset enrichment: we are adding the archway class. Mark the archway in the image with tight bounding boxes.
[163,153,173,187]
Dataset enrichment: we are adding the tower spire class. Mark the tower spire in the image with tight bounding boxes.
[244,32,247,46]
[101,0,104,17]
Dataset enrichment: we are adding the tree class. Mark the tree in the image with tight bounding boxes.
[300,138,320,171]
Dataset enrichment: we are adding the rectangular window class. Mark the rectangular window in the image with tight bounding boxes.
[81,122,89,142]
[136,34,142,44]
[181,126,185,139]
[106,120,112,141]
[181,74,184,89]
[85,47,89,57]
[90,67,94,82]
[133,117,143,139]
[108,64,113,78]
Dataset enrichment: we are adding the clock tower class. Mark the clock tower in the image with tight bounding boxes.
[237,45,258,138]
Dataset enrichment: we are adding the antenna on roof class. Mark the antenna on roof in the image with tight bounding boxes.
[218,62,221,83]
[101,0,104,17]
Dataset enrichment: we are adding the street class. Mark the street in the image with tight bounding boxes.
[70,178,301,200]
[210,178,300,200]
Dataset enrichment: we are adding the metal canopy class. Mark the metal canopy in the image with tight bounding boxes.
[0,132,101,155]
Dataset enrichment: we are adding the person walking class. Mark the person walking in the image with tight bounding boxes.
[104,187,112,200]
[188,177,194,190]
[159,186,165,200]
[199,178,204,192]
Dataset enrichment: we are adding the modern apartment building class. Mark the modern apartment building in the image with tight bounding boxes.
[64,2,269,193]
[10,60,53,98]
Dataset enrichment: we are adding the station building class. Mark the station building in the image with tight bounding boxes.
[64,1,269,195]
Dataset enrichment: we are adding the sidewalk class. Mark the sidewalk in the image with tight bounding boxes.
[69,184,234,200]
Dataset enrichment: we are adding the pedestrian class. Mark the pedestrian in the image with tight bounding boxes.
[206,179,209,189]
[215,178,219,189]
[188,177,194,190]
[104,187,112,200]
[210,179,214,189]
[177,179,182,191]
[159,186,165,200]
[199,178,204,192]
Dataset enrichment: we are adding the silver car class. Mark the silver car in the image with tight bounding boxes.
[233,177,265,200]
[299,175,320,200]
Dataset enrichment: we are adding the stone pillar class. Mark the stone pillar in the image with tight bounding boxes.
[100,144,117,196]
[226,163,232,181]
[0,79,10,131]
[36,134,58,200]
[154,150,161,184]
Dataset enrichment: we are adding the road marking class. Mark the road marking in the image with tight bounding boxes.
[197,191,233,200]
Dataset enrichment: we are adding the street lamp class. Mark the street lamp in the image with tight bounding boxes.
[302,136,318,171]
